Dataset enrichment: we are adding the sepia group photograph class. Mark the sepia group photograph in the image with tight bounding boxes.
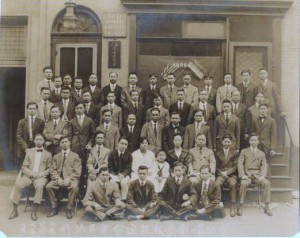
[0,0,299,237]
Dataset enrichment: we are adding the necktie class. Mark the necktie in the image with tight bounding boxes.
[176,178,180,185]
[202,182,209,206]
[200,147,203,154]
[61,152,67,178]
[47,80,51,89]
[129,126,133,134]
[97,146,101,157]
[120,152,124,160]
[179,102,182,110]
[153,123,157,137]
[170,87,173,93]
[77,90,80,97]
[203,182,207,192]
[225,114,229,124]
[53,120,57,130]
[105,124,109,131]
[30,117,34,140]
[43,101,49,121]
[36,149,43,152]
[102,183,106,193]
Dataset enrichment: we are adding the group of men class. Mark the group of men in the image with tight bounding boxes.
[9,66,283,222]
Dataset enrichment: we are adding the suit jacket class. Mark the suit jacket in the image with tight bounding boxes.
[84,102,100,125]
[191,102,216,131]
[160,85,179,109]
[238,147,267,178]
[167,149,192,171]
[71,88,84,104]
[86,145,110,176]
[100,104,122,128]
[181,84,199,105]
[100,84,123,108]
[251,117,277,152]
[199,87,217,108]
[83,180,121,207]
[214,114,240,150]
[162,124,185,152]
[141,85,161,109]
[121,86,143,108]
[216,85,238,113]
[96,124,120,151]
[16,117,45,154]
[189,147,216,174]
[158,176,197,206]
[36,79,55,97]
[169,101,193,127]
[56,99,75,121]
[232,102,248,134]
[146,107,170,126]
[140,122,163,153]
[194,179,221,213]
[83,85,102,106]
[127,179,157,208]
[50,150,82,181]
[49,89,62,103]
[215,148,237,177]
[123,102,146,127]
[183,123,213,149]
[22,148,52,178]
[37,100,54,122]
[108,149,132,176]
[236,81,259,107]
[119,126,141,152]
[258,80,282,114]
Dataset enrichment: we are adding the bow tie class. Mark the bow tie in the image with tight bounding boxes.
[260,116,266,119]
[36,149,43,152]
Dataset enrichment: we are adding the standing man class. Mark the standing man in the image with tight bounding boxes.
[37,66,55,96]
[62,74,73,89]
[201,75,217,108]
[181,73,199,105]
[16,102,45,167]
[49,76,63,103]
[71,76,84,104]
[56,86,75,122]
[37,87,54,122]
[82,91,100,125]
[141,73,160,110]
[100,92,122,128]
[121,72,142,108]
[83,74,102,106]
[9,134,52,221]
[160,73,179,109]
[100,72,123,108]
[146,95,170,127]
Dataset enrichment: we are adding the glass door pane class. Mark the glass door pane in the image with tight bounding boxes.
[77,47,93,86]
[60,47,75,79]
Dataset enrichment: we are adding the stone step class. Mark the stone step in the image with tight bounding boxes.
[271,164,289,176]
[271,153,288,164]
[271,176,292,188]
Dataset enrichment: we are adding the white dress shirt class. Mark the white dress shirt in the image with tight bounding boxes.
[33,148,43,173]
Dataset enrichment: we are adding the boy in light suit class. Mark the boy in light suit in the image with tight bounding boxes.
[100,92,122,128]
[37,87,54,122]
[181,73,198,105]
[160,73,179,109]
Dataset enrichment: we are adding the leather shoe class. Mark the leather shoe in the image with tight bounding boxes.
[264,206,273,216]
[8,209,18,220]
[230,205,236,217]
[47,208,58,217]
[184,214,199,221]
[31,210,37,221]
[160,215,172,221]
[66,209,73,219]
[237,206,243,216]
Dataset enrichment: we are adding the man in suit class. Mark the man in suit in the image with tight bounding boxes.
[121,72,143,108]
[185,165,226,221]
[100,71,123,108]
[251,103,277,178]
[183,109,212,149]
[181,73,198,105]
[43,105,69,155]
[215,135,238,217]
[82,91,100,125]
[126,165,159,220]
[83,167,126,221]
[71,77,84,104]
[162,111,185,152]
[167,133,192,173]
[231,90,248,149]
[216,73,238,114]
[237,134,272,216]
[247,92,268,123]
[141,73,160,110]
[49,76,63,103]
[188,133,216,183]
[37,87,54,122]
[236,69,259,107]
[56,86,75,122]
[146,95,170,127]
[160,73,179,110]
[86,131,110,183]
[108,137,133,200]
[124,90,146,127]
[100,92,122,128]
[169,89,193,127]
[157,162,197,221]
[96,109,120,151]
[201,75,217,108]
[83,73,102,106]
[214,99,240,152]
[119,114,141,153]
[141,108,163,153]
[16,102,45,167]
[9,134,52,221]
[36,66,55,96]
[62,74,73,89]
[46,136,82,219]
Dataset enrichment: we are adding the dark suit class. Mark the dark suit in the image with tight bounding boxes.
[71,88,83,104]
[199,87,217,108]
[49,89,62,103]
[157,176,197,218]
[162,124,185,152]
[236,81,259,107]
[167,149,192,173]
[56,99,75,121]
[169,102,193,127]
[123,102,146,127]
[232,102,248,149]
[119,126,141,152]
[108,150,132,177]
[141,86,160,110]
[83,85,102,106]
[84,102,99,125]
[191,102,216,134]
[100,84,123,108]
[126,179,159,218]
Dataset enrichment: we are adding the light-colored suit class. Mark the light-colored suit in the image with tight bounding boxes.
[37,100,54,122]
[146,107,170,127]
[96,124,120,151]
[140,122,163,153]
[216,84,238,113]
[36,79,55,98]
[181,84,199,105]
[183,123,213,149]
[100,104,122,128]
[160,85,179,109]
[189,146,216,175]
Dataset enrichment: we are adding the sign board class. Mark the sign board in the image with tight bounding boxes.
[103,13,127,37]
[108,41,121,68]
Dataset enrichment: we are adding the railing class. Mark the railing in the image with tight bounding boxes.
[283,117,295,177]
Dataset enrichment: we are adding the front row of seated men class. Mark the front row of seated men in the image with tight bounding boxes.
[9,133,272,222]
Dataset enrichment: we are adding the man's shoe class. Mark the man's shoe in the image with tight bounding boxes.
[31,210,37,221]
[184,214,199,221]
[230,205,236,217]
[237,206,243,216]
[160,215,172,221]
[47,208,58,217]
[264,206,273,216]
[127,215,138,221]
[8,209,18,220]
[66,209,73,219]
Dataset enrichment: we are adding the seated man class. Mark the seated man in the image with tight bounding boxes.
[237,134,272,216]
[46,136,82,219]
[185,165,226,221]
[126,165,159,221]
[9,134,52,221]
[157,162,197,221]
[215,135,238,217]
[108,137,132,201]
[83,167,125,221]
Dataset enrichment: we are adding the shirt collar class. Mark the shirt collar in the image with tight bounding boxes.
[77,114,85,119]
[63,98,69,102]
[203,179,210,187]
[168,84,174,89]
[108,103,115,107]
[128,125,135,130]
[35,147,44,152]
[175,176,183,184]
[250,146,257,153]
[139,179,146,186]
[118,149,124,156]
[104,122,111,127]
[224,112,232,116]
[53,118,60,123]
[90,85,96,89]
[28,115,37,120]
[62,149,70,156]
